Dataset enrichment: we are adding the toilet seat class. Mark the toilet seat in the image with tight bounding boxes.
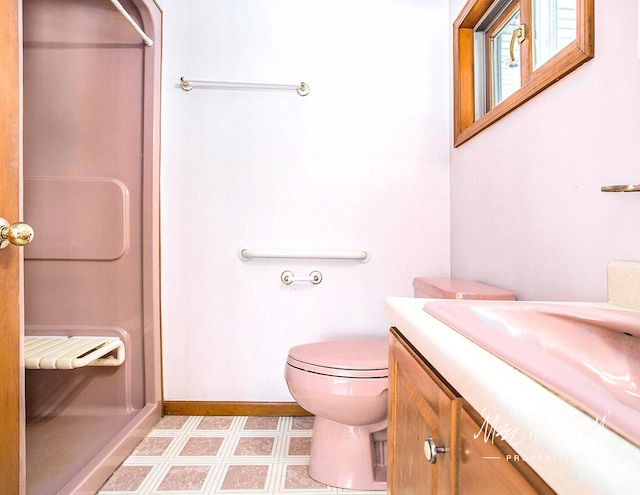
[287,341,388,379]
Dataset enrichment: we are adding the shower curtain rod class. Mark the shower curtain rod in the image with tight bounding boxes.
[109,0,153,46]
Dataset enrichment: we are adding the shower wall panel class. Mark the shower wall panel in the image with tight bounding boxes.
[23,0,144,418]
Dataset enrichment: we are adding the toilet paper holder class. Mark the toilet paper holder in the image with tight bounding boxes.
[281,270,323,286]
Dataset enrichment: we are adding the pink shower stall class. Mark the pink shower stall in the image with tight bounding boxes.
[21,0,162,493]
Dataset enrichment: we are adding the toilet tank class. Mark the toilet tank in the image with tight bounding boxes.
[413,277,515,300]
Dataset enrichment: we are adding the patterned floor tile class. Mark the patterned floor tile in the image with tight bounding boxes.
[291,417,314,430]
[153,415,190,430]
[244,416,280,430]
[158,465,210,491]
[132,437,174,456]
[197,416,234,430]
[220,464,270,490]
[283,465,327,490]
[234,437,275,456]
[180,437,225,456]
[287,437,311,456]
[99,465,153,492]
[97,416,386,495]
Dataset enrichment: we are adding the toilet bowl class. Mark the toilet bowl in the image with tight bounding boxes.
[285,278,515,490]
[285,340,388,490]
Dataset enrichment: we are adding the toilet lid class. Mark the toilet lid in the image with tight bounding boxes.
[287,340,388,378]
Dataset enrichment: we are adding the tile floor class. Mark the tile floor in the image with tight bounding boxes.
[98,416,386,495]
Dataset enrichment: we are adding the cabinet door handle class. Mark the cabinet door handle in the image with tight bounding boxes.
[424,436,446,464]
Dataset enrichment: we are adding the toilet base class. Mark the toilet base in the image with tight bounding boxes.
[307,416,387,491]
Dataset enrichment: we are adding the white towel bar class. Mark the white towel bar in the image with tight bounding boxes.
[24,336,125,370]
[180,78,310,96]
[238,248,370,263]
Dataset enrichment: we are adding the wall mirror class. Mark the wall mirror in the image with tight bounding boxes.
[453,0,594,147]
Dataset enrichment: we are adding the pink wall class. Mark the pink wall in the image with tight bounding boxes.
[450,0,640,301]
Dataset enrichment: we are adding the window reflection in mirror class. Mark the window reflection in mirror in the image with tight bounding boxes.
[453,0,594,147]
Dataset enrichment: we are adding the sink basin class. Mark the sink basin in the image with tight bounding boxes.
[423,300,640,446]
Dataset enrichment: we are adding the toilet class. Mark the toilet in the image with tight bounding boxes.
[412,276,516,300]
[285,340,389,490]
[284,277,514,491]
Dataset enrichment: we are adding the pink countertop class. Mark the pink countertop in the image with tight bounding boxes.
[423,299,640,447]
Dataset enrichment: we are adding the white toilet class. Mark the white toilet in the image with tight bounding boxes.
[284,277,515,490]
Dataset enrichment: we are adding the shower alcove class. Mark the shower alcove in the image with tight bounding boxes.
[22,0,162,493]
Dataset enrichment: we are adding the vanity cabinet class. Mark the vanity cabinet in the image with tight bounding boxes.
[389,328,555,494]
[389,327,456,494]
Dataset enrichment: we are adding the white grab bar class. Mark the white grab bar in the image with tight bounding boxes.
[180,77,310,96]
[109,0,153,46]
[238,248,370,263]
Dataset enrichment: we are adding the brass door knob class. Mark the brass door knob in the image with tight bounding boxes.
[0,217,35,249]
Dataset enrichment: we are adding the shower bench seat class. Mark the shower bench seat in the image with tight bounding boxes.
[24,336,125,369]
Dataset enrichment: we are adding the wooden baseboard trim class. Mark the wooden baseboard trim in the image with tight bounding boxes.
[163,401,312,417]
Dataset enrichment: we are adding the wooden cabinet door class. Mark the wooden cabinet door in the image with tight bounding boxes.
[457,403,555,494]
[389,328,556,495]
[389,330,458,495]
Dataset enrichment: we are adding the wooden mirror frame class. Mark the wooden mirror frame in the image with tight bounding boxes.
[453,0,594,147]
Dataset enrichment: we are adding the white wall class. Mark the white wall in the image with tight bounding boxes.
[449,0,640,302]
[160,0,451,401]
